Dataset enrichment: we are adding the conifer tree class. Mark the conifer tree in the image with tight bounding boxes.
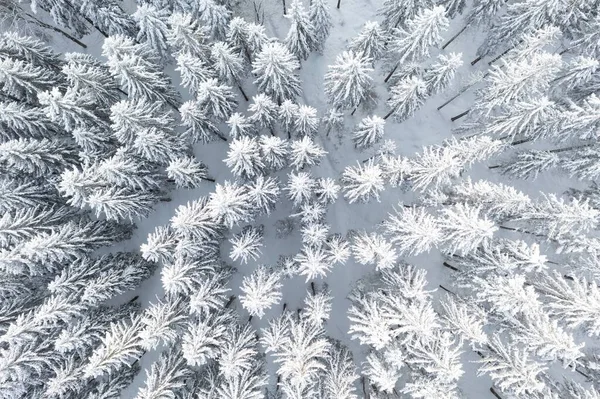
[38,87,108,132]
[248,93,279,133]
[260,136,289,170]
[210,41,248,100]
[167,12,211,57]
[226,17,251,61]
[0,57,58,102]
[309,0,332,52]
[252,42,302,104]
[324,51,374,111]
[225,136,265,180]
[199,1,231,38]
[342,160,384,204]
[378,0,431,31]
[62,54,121,108]
[167,156,211,188]
[384,75,427,121]
[240,265,282,318]
[294,105,319,138]
[353,115,385,149]
[384,6,449,83]
[196,78,237,121]
[179,100,227,143]
[175,52,215,95]
[423,52,463,95]
[285,0,319,61]
[246,175,281,216]
[133,4,170,62]
[290,136,327,170]
[226,113,255,139]
[349,21,388,63]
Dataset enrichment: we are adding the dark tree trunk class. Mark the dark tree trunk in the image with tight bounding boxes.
[310,281,316,295]
[489,387,502,399]
[384,63,399,83]
[451,109,470,122]
[238,84,249,101]
[26,13,87,48]
[283,0,287,14]
[337,0,341,8]
[471,55,483,65]
[442,25,468,50]
[383,108,395,120]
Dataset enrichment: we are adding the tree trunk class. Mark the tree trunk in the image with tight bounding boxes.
[26,13,87,49]
[384,62,399,83]
[225,295,236,308]
[238,84,249,101]
[282,0,287,14]
[489,387,503,399]
[383,108,395,120]
[282,303,287,313]
[337,0,341,8]
[488,46,513,65]
[451,109,470,122]
[471,55,483,66]
[442,25,468,50]
[63,0,109,38]
[310,281,316,295]
[442,261,459,271]
[215,131,228,141]
[202,176,216,182]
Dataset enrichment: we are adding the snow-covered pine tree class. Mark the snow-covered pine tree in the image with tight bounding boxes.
[133,4,170,62]
[384,75,427,121]
[62,53,121,109]
[197,0,231,41]
[285,0,319,61]
[0,137,78,177]
[423,52,463,95]
[225,136,265,180]
[353,115,385,149]
[135,346,191,399]
[240,265,282,318]
[286,171,316,207]
[167,12,211,58]
[293,105,319,138]
[0,56,59,103]
[78,0,137,37]
[226,112,255,139]
[378,0,432,31]
[324,51,374,112]
[180,100,227,143]
[252,42,302,104]
[167,156,211,188]
[248,93,279,133]
[290,135,327,170]
[279,100,300,138]
[349,21,388,63]
[229,225,263,264]
[260,135,289,170]
[246,175,281,216]
[342,160,384,204]
[38,87,109,132]
[384,6,449,83]
[102,35,180,109]
[210,41,248,100]
[207,180,253,228]
[0,101,61,140]
[226,17,252,62]
[308,0,332,53]
[196,78,237,121]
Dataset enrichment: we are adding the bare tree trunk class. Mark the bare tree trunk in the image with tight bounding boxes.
[471,55,483,65]
[337,0,341,8]
[238,84,249,101]
[488,46,513,65]
[451,109,470,122]
[489,387,503,399]
[442,25,468,50]
[283,0,287,14]
[310,281,316,295]
[383,108,395,120]
[442,261,459,271]
[225,295,236,308]
[384,62,399,83]
[26,13,87,48]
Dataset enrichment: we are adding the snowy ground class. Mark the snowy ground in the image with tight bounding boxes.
[37,0,591,397]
